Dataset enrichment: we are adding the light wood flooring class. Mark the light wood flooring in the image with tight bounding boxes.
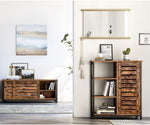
[0,114,150,124]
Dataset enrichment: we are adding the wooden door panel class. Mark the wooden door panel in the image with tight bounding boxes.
[15,81,38,99]
[118,62,141,115]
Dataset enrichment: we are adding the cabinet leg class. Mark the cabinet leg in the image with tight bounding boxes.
[140,116,142,120]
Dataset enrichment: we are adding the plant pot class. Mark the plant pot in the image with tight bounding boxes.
[123,54,130,60]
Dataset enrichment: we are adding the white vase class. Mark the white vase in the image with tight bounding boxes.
[124,55,130,60]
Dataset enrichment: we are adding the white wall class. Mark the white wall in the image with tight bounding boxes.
[0,0,73,102]
[74,0,150,117]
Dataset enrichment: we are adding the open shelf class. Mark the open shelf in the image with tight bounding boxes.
[40,90,56,92]
[81,37,131,39]
[39,98,56,100]
[94,77,117,80]
[94,113,117,116]
[94,95,117,98]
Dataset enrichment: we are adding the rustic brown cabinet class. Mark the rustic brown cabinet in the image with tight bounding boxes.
[90,60,142,119]
[2,79,58,102]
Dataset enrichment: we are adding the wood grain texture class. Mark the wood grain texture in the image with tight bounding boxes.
[118,62,141,116]
[2,79,58,102]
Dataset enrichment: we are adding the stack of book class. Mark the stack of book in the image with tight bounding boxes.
[96,106,115,114]
[103,81,115,96]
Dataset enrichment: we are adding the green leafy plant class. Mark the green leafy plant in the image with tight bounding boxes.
[123,48,131,55]
[61,33,73,75]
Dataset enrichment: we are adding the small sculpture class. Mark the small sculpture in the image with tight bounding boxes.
[85,31,92,37]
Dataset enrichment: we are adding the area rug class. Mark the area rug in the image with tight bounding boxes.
[0,102,72,113]
[110,120,150,125]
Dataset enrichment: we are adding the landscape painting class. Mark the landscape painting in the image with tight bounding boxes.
[16,25,47,55]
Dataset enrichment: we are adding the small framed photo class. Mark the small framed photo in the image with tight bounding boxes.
[22,69,35,79]
[139,33,150,45]
[11,63,28,76]
[100,44,113,60]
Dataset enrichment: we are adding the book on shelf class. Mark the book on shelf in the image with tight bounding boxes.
[103,80,115,96]
[96,109,115,114]
[48,82,55,90]
[108,106,116,109]
[103,81,110,96]
[109,81,115,96]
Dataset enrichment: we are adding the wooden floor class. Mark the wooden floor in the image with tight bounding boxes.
[0,114,111,124]
[0,114,150,124]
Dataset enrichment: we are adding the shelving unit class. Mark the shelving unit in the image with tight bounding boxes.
[90,60,142,119]
[2,79,58,103]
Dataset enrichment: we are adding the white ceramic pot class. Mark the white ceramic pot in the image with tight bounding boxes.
[124,54,130,60]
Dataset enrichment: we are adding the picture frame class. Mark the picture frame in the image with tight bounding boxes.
[22,69,35,79]
[139,33,150,45]
[99,44,113,60]
[11,63,28,76]
[16,24,47,55]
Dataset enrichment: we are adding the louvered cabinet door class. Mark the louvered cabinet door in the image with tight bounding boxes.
[15,81,39,99]
[4,81,13,100]
[118,62,141,116]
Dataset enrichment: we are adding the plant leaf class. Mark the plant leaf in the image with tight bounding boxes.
[63,34,69,41]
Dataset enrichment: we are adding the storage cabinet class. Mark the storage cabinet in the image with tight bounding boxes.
[90,60,142,119]
[2,79,58,102]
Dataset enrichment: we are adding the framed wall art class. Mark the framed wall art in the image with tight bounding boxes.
[139,33,150,45]
[99,44,113,60]
[16,24,47,55]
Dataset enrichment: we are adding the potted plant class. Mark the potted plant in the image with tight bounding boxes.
[123,48,131,60]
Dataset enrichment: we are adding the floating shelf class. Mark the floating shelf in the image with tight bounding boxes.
[81,37,131,39]
[90,60,143,63]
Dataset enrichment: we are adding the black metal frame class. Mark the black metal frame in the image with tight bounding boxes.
[90,61,94,118]
[140,63,142,119]
[55,80,58,103]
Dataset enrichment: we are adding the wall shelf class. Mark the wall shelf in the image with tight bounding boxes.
[81,37,131,39]
[80,9,131,11]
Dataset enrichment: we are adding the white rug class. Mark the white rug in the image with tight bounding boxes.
[0,102,72,113]
[110,120,150,125]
